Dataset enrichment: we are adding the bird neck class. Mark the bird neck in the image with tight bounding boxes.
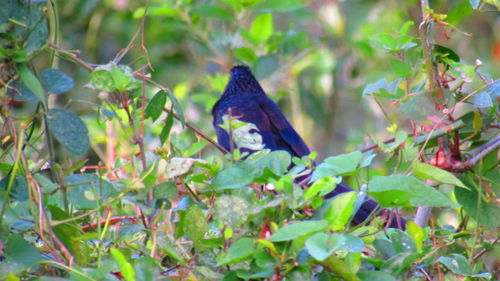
[222,75,266,98]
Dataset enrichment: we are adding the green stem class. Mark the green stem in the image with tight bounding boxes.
[47,0,60,67]
[0,124,25,228]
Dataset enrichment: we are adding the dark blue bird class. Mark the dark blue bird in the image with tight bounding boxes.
[212,65,405,229]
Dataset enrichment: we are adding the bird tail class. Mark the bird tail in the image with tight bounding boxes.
[324,182,406,229]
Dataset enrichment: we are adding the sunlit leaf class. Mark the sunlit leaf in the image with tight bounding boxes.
[412,162,467,189]
[110,248,136,281]
[269,220,328,242]
[216,238,255,266]
[306,232,364,261]
[368,175,456,207]
[311,151,362,181]
[325,191,356,230]
[234,47,257,63]
[249,14,273,43]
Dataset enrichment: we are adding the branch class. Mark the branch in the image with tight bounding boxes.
[360,120,465,153]
[413,120,465,145]
[457,136,500,170]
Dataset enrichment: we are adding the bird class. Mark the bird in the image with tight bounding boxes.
[212,65,405,229]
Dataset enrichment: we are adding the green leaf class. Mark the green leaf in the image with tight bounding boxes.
[158,239,186,264]
[7,80,38,102]
[47,206,87,262]
[406,221,423,252]
[184,204,208,247]
[311,151,362,181]
[40,68,74,95]
[382,252,419,276]
[369,34,397,50]
[214,195,249,227]
[437,254,473,276]
[0,175,28,201]
[368,175,456,207]
[249,14,273,43]
[455,177,500,229]
[362,78,403,98]
[167,90,185,125]
[8,2,48,55]
[88,64,140,92]
[4,234,44,267]
[390,229,416,253]
[254,249,278,268]
[182,142,208,157]
[211,162,257,190]
[304,176,338,200]
[399,21,415,35]
[412,162,467,189]
[191,5,232,21]
[325,191,356,230]
[380,130,407,152]
[471,80,500,109]
[145,91,167,121]
[153,181,178,199]
[160,112,174,144]
[268,220,328,242]
[305,232,364,261]
[254,0,306,13]
[88,69,114,92]
[358,271,397,281]
[234,47,257,63]
[17,64,46,105]
[248,150,291,176]
[471,90,493,108]
[399,93,438,121]
[216,237,255,266]
[390,60,412,78]
[434,45,460,62]
[65,174,118,209]
[110,248,136,281]
[47,109,89,155]
[111,65,130,92]
[134,256,160,281]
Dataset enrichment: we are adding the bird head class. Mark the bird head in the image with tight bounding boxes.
[223,65,265,97]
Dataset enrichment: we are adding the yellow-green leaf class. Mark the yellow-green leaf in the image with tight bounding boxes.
[412,162,468,189]
[250,13,273,43]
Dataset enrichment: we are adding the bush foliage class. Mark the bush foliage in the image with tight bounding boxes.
[0,0,499,280]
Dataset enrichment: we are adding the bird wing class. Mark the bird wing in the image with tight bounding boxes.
[257,97,311,157]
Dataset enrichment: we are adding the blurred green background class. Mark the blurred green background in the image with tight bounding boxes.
[49,0,499,161]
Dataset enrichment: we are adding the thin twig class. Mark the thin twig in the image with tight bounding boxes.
[457,137,500,170]
[473,237,500,261]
